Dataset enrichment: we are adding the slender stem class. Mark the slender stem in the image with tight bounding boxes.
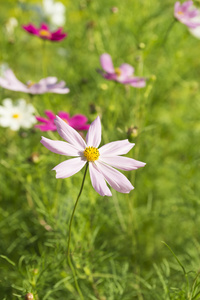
[42,40,47,77]
[67,163,88,300]
[162,18,177,46]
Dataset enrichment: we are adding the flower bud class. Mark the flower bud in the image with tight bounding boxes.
[25,293,34,300]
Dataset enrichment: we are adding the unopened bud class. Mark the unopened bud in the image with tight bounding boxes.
[110,7,118,13]
[127,126,138,138]
[25,293,34,300]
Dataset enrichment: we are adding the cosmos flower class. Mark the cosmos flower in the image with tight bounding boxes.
[43,0,66,27]
[0,69,69,94]
[98,53,146,88]
[35,110,90,131]
[0,98,36,131]
[22,22,67,41]
[41,116,146,196]
[174,1,200,28]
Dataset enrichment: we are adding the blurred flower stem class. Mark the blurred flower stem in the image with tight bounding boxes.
[42,40,47,77]
[67,163,89,300]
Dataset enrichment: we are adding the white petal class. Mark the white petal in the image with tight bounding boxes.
[99,156,146,171]
[54,116,86,150]
[86,116,101,147]
[53,157,86,179]
[41,136,82,156]
[95,161,134,193]
[89,163,112,196]
[99,140,135,156]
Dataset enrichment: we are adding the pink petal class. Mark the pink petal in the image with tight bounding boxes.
[4,69,28,91]
[53,157,86,179]
[58,111,70,122]
[174,2,181,14]
[100,54,115,74]
[89,163,112,196]
[39,77,58,85]
[51,33,67,41]
[49,87,70,94]
[99,156,146,171]
[35,124,56,131]
[86,116,101,147]
[54,116,86,150]
[22,24,39,35]
[29,83,47,94]
[99,140,135,156]
[119,63,134,77]
[129,79,146,88]
[70,114,88,125]
[41,136,82,156]
[96,161,134,193]
[35,116,49,123]
[45,110,56,121]
[40,23,49,30]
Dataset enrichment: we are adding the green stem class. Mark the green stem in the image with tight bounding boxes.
[42,40,47,77]
[67,163,88,300]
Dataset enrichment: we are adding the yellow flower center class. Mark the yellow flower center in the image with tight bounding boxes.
[12,113,19,119]
[39,29,51,38]
[115,68,121,76]
[27,81,35,88]
[177,11,184,15]
[62,119,69,124]
[84,146,100,162]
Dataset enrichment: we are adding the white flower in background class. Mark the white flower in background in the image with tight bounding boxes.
[0,98,36,131]
[43,0,66,27]
[5,17,18,35]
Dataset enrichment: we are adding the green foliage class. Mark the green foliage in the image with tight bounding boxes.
[1,0,200,299]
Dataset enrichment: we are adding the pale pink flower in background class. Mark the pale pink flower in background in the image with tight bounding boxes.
[98,53,146,88]
[0,69,69,94]
[41,116,146,196]
[188,16,200,37]
[0,98,36,131]
[35,110,90,131]
[174,1,200,28]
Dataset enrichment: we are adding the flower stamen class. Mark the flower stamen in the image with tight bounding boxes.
[115,68,121,76]
[12,113,20,119]
[39,29,51,38]
[84,146,100,162]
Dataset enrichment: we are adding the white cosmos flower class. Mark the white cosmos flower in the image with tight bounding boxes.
[43,0,66,27]
[0,98,36,131]
[41,116,146,196]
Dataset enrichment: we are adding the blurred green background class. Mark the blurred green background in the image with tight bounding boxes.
[1,0,200,299]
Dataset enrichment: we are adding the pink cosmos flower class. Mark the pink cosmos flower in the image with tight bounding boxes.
[0,69,69,94]
[35,110,90,131]
[174,1,200,28]
[22,22,67,41]
[98,53,146,88]
[41,116,146,196]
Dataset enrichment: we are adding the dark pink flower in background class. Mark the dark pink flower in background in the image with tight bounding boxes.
[22,22,67,41]
[174,1,200,28]
[35,110,90,131]
[0,69,69,94]
[99,53,146,88]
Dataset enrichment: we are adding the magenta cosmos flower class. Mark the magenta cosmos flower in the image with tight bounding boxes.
[174,1,200,28]
[99,53,146,88]
[35,110,90,131]
[41,116,146,196]
[0,69,69,94]
[22,23,67,41]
